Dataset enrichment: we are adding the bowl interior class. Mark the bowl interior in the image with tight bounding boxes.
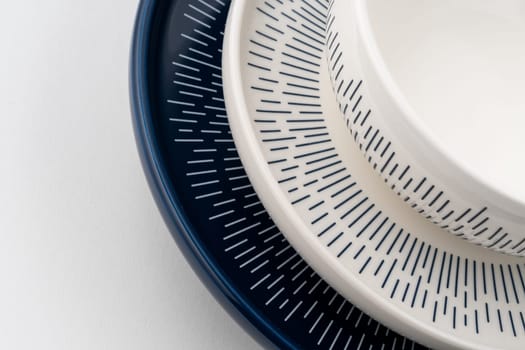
[364,0,525,206]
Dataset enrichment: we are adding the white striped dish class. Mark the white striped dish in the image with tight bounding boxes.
[224,0,525,348]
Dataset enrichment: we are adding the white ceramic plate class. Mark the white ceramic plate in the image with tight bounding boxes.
[224,0,525,348]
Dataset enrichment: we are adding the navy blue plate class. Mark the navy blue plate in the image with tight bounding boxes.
[130,0,424,348]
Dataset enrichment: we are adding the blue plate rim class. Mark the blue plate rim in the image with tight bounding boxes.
[128,0,293,348]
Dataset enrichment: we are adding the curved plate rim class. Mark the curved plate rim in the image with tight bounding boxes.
[129,1,289,348]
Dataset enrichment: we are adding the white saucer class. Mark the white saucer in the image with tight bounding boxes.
[224,0,525,349]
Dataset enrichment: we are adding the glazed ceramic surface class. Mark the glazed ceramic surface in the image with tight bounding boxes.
[131,0,422,348]
[224,0,525,348]
[326,0,525,255]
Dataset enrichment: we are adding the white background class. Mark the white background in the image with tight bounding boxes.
[0,1,263,349]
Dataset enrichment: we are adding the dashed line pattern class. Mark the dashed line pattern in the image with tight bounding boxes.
[242,0,525,344]
[152,0,423,348]
[324,0,521,255]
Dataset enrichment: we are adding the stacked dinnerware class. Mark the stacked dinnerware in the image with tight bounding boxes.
[133,0,525,348]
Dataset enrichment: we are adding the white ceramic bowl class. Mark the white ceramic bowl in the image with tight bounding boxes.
[326,0,525,255]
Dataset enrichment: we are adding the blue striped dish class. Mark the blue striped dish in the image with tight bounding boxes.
[130,0,422,348]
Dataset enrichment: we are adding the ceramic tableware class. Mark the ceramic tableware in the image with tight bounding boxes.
[326,0,525,255]
[131,0,420,348]
[224,0,525,348]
